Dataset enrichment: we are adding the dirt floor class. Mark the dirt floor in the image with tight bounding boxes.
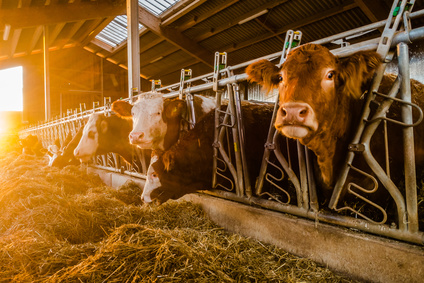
[0,133,355,282]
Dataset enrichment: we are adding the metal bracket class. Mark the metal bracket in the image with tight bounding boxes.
[213,52,227,92]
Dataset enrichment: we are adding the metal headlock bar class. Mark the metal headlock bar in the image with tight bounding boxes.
[255,30,312,211]
[19,4,424,244]
[329,0,418,234]
[151,79,161,92]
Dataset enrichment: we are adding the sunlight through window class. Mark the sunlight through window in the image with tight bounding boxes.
[0,66,23,112]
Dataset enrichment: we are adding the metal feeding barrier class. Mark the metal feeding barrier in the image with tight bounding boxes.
[19,1,424,244]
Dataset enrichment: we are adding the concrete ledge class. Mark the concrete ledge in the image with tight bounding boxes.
[185,193,424,283]
[88,167,424,282]
[87,167,146,188]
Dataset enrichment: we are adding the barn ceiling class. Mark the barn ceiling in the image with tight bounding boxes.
[1,0,424,86]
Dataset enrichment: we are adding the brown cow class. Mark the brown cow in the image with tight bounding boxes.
[246,43,424,195]
[141,102,273,204]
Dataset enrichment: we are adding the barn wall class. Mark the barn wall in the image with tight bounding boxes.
[0,47,128,125]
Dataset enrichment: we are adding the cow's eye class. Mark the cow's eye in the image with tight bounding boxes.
[152,172,158,178]
[326,71,335,80]
[88,131,95,139]
[278,76,283,82]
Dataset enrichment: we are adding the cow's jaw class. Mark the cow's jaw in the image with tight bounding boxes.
[141,155,161,203]
[74,115,99,162]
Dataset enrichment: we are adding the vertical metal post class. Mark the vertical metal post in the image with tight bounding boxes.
[126,0,140,102]
[398,42,418,233]
[100,57,104,105]
[43,25,51,121]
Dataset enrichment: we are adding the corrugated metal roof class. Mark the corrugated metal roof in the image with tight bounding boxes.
[95,0,180,48]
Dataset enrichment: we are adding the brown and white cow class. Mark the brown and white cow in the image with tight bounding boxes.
[73,113,135,164]
[19,134,45,156]
[111,92,216,151]
[48,128,82,168]
[246,43,424,192]
[141,102,274,204]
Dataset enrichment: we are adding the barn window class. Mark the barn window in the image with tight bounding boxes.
[0,66,23,112]
[95,0,180,48]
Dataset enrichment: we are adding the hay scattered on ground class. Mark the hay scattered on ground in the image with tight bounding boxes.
[0,137,355,282]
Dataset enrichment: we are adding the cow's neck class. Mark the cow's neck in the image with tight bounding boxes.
[302,94,357,188]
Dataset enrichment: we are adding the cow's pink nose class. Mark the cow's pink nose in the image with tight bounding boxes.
[130,132,144,143]
[280,103,310,124]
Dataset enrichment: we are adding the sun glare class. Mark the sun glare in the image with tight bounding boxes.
[0,66,23,112]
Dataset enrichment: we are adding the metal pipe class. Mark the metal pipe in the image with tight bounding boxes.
[202,190,424,245]
[126,0,140,102]
[398,42,419,233]
[43,25,51,121]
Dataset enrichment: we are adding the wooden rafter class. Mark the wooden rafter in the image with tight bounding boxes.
[146,57,199,80]
[138,6,214,67]
[173,0,239,32]
[28,26,43,55]
[0,2,125,30]
[10,29,22,57]
[57,21,85,49]
[80,17,116,46]
[221,1,357,53]
[49,22,66,45]
[354,0,389,22]
[193,0,289,42]
[161,0,208,26]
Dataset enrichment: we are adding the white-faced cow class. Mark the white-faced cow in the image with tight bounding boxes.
[19,134,45,156]
[73,113,135,164]
[246,43,424,194]
[111,92,216,151]
[141,102,274,204]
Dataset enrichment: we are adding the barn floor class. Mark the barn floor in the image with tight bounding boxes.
[0,135,354,282]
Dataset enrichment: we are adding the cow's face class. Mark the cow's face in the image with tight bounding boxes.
[246,44,381,142]
[275,45,338,140]
[112,93,186,151]
[141,151,188,204]
[74,114,107,162]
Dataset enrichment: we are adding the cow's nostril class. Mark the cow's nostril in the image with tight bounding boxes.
[281,108,287,117]
[299,109,307,117]
[139,132,144,139]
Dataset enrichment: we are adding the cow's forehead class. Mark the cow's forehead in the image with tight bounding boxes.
[84,114,100,133]
[283,47,336,74]
[133,95,164,113]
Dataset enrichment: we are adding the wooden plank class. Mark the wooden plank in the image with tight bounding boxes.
[138,6,214,67]
[28,25,43,54]
[10,28,22,57]
[193,0,289,42]
[354,0,390,22]
[0,2,125,29]
[175,0,239,32]
[221,1,357,53]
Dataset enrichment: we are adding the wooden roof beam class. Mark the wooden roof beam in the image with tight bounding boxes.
[28,26,43,55]
[221,1,357,53]
[354,0,389,22]
[174,0,239,32]
[0,1,126,30]
[138,6,214,67]
[193,0,289,42]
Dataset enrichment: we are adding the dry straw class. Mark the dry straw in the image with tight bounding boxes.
[0,137,357,282]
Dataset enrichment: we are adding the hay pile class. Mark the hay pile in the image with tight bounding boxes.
[0,137,353,282]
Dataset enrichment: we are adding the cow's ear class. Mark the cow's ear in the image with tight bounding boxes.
[245,59,281,92]
[164,100,186,120]
[100,120,108,134]
[338,51,382,99]
[162,151,175,172]
[112,100,132,118]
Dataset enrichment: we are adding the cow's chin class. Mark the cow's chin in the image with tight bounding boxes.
[131,140,154,148]
[280,125,310,139]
